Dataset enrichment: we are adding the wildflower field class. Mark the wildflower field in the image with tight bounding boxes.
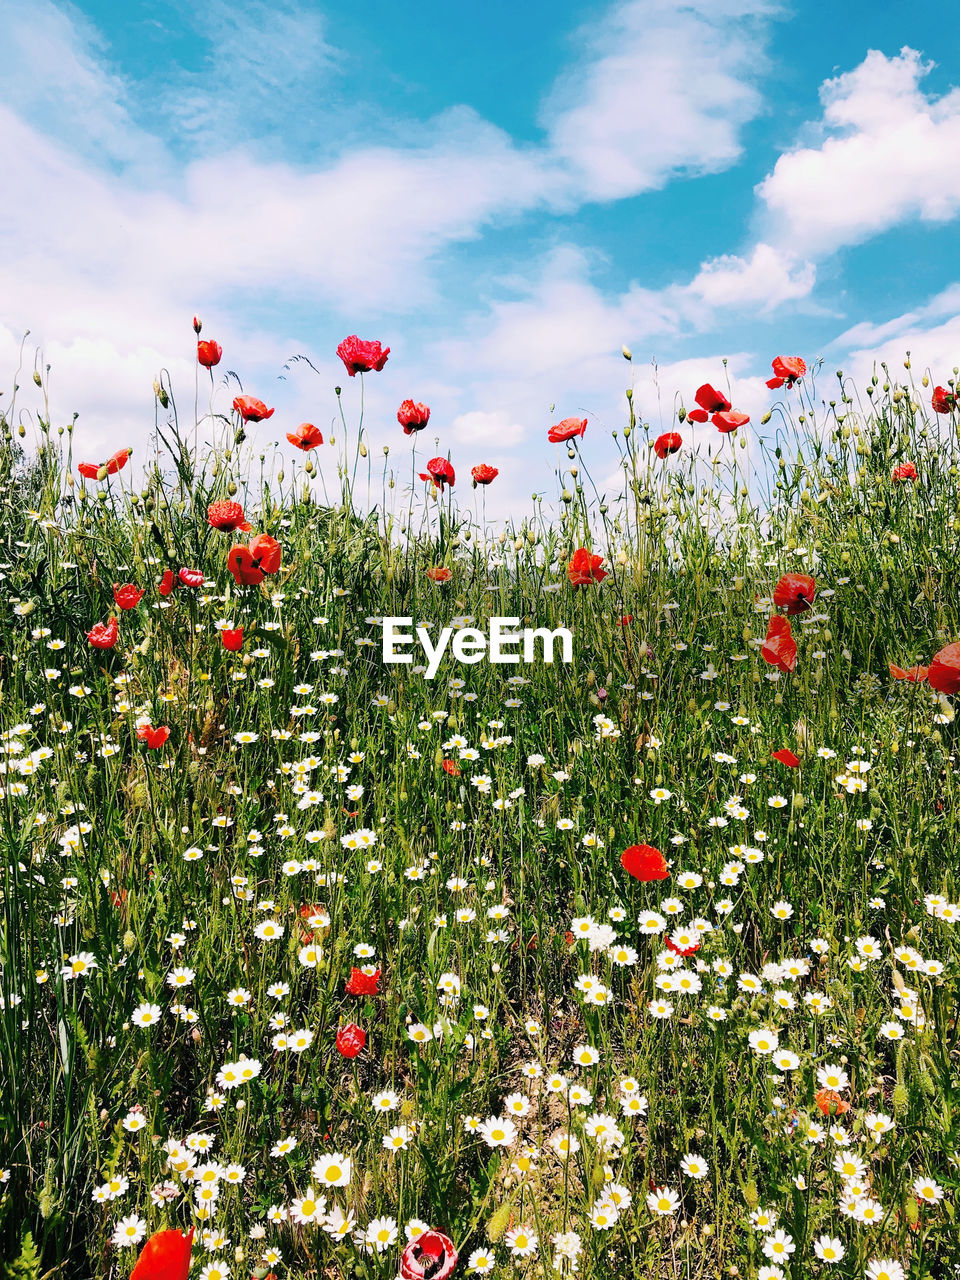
[2,332,960,1280]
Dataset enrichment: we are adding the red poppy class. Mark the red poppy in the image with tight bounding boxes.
[336,1023,366,1058]
[426,566,452,584]
[471,464,498,485]
[713,409,749,433]
[773,573,816,615]
[137,724,170,749]
[232,395,274,423]
[197,340,222,368]
[158,568,176,597]
[761,614,796,673]
[766,355,806,389]
[398,400,430,434]
[567,547,607,587]
[932,385,956,414]
[207,500,251,532]
[928,642,960,695]
[889,662,928,683]
[420,457,455,490]
[548,417,587,443]
[686,409,709,423]
[78,448,131,481]
[112,583,144,610]
[221,627,244,651]
[442,758,460,776]
[287,423,324,451]
[87,617,119,649]
[621,844,669,881]
[695,383,731,413]
[228,547,265,587]
[772,748,801,768]
[620,614,633,626]
[337,335,390,376]
[345,967,381,996]
[178,567,204,588]
[400,1232,458,1280]
[131,1227,194,1280]
[814,1088,849,1117]
[654,432,682,458]
[892,462,917,482]
[249,533,282,574]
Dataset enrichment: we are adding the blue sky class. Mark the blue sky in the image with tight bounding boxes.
[2,0,960,518]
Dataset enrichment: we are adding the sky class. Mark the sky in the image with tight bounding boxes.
[2,0,960,522]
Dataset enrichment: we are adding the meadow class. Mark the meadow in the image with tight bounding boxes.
[0,332,959,1280]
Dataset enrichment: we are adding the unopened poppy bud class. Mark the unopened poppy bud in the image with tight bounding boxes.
[359,442,368,458]
[17,424,25,438]
[193,315,202,333]
[277,470,284,483]
[191,1027,202,1042]
[625,387,632,399]
[622,345,632,360]
[33,370,41,386]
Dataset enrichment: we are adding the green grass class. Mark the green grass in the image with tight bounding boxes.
[0,349,959,1279]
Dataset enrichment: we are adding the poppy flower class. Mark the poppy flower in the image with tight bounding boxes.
[426,566,452,584]
[131,1227,194,1280]
[567,547,607,587]
[400,1231,458,1280]
[442,758,460,775]
[112,583,144,611]
[249,533,282,575]
[619,615,633,626]
[178,567,204,588]
[928,642,960,695]
[548,417,587,443]
[345,968,381,996]
[766,355,806,389]
[892,462,917,482]
[761,614,796,673]
[220,627,244,652]
[87,617,118,649]
[621,843,669,881]
[713,410,749,433]
[137,724,170,749]
[207,500,251,533]
[398,400,430,434]
[654,432,682,458]
[420,457,455,490]
[773,573,816,615]
[932,385,956,414]
[287,423,324,451]
[814,1088,850,1117]
[337,335,390,376]
[686,409,709,423]
[197,339,222,368]
[78,448,131,481]
[232,395,274,423]
[772,748,801,768]
[694,383,731,414]
[889,662,928,683]
[158,568,175,597]
[336,1023,366,1058]
[228,548,265,587]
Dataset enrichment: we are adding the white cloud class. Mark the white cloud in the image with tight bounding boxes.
[758,47,960,255]
[450,410,528,448]
[685,242,816,309]
[543,0,775,201]
[832,284,960,387]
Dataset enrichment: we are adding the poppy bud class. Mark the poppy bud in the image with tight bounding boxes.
[622,345,632,360]
[193,315,202,333]
[33,370,41,386]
